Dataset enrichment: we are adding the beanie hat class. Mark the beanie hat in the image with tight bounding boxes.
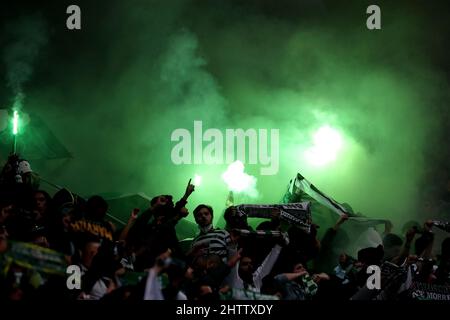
[18,160,32,175]
[193,204,214,219]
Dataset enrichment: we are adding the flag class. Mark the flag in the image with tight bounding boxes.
[0,111,71,160]
[283,173,352,217]
[283,173,387,226]
[232,229,286,240]
[409,282,450,301]
[1,241,68,277]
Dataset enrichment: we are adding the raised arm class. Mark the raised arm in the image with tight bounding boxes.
[118,208,140,242]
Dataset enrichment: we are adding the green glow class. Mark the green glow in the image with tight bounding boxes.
[305,125,343,167]
[193,174,202,186]
[12,110,19,135]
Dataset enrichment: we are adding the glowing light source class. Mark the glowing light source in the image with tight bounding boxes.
[305,125,343,166]
[193,174,202,187]
[12,110,19,135]
[221,160,256,194]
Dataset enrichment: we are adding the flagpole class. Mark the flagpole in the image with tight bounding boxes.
[12,134,17,155]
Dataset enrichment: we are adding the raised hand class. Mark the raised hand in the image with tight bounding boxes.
[228,248,243,268]
[129,208,140,222]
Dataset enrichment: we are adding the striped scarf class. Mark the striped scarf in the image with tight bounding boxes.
[432,220,450,233]
[301,274,319,297]
[234,203,311,233]
[191,229,231,260]
[232,228,287,240]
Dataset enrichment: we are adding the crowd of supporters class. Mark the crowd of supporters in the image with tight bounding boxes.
[1,154,449,301]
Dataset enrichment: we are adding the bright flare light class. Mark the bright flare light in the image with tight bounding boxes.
[221,160,256,193]
[193,174,202,187]
[12,110,19,135]
[305,125,343,166]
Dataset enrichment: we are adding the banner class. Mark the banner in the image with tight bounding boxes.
[234,203,311,233]
[409,282,450,301]
[232,229,287,240]
[1,241,67,276]
[432,220,450,233]
[283,173,388,226]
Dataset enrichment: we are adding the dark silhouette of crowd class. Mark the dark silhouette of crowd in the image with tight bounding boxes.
[1,154,449,301]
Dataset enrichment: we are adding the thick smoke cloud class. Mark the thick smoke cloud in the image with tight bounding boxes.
[2,13,48,108]
[3,1,448,228]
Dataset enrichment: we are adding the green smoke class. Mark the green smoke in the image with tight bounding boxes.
[7,0,448,230]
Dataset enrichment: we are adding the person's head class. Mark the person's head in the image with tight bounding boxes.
[357,245,384,266]
[17,160,39,189]
[383,233,403,261]
[238,255,254,283]
[292,262,306,273]
[338,253,350,267]
[150,195,173,209]
[86,195,108,221]
[164,258,188,288]
[57,204,75,231]
[1,155,32,184]
[415,233,432,256]
[193,205,213,228]
[81,241,101,269]
[17,159,32,175]
[224,206,248,230]
[150,195,175,223]
[192,255,208,277]
[287,226,320,261]
[52,188,75,210]
[205,254,222,271]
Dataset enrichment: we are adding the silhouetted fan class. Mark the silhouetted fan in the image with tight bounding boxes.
[103,193,198,239]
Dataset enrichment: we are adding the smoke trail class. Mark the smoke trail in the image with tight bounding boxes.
[156,28,228,128]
